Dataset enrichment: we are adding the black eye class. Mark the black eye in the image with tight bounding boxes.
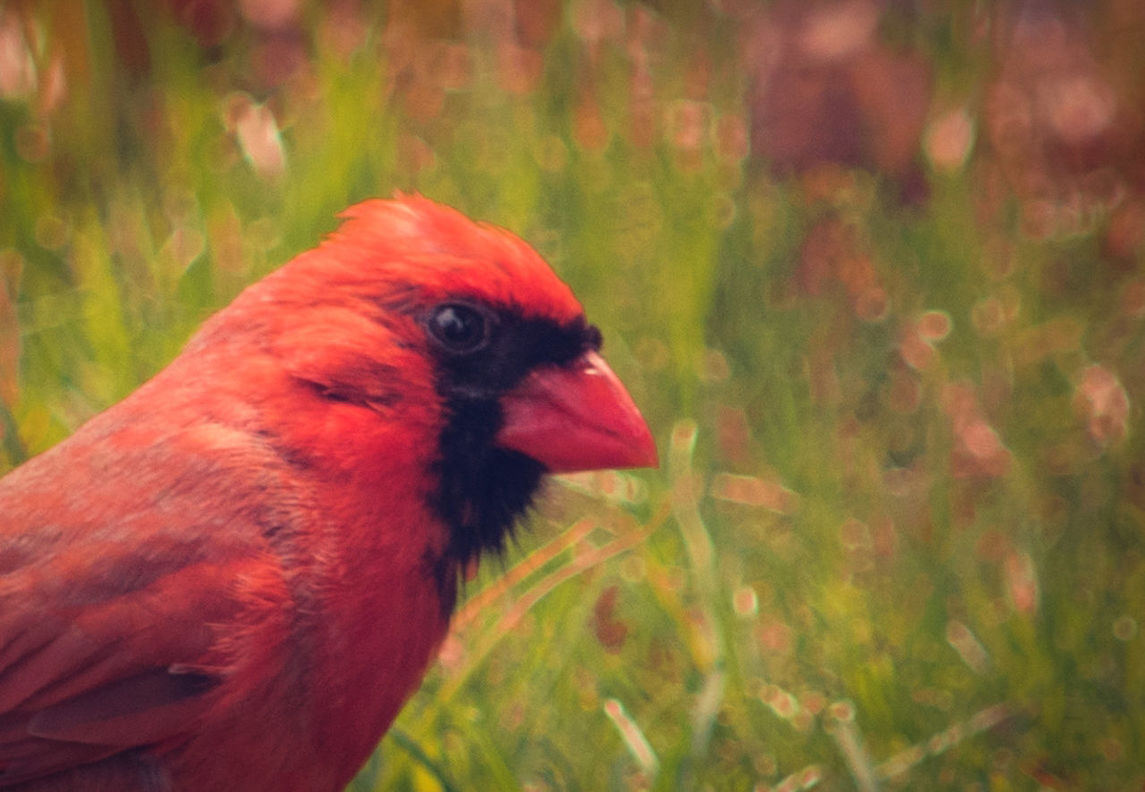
[427,303,492,354]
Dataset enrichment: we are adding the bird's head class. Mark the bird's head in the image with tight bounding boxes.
[199,195,656,572]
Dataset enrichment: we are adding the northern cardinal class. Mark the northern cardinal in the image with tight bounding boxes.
[0,196,656,791]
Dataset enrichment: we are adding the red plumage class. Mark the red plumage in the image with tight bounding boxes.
[0,197,655,791]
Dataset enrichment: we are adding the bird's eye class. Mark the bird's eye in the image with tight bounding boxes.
[427,303,492,354]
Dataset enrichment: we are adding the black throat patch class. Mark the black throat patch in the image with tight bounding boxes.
[425,308,601,597]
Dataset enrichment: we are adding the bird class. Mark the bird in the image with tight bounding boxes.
[0,195,657,791]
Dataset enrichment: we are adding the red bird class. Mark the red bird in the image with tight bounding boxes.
[0,197,656,791]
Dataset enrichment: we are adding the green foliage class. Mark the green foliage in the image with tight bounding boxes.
[2,1,1144,790]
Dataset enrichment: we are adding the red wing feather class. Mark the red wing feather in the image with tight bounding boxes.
[0,413,296,788]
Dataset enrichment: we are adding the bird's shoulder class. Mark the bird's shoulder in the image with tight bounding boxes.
[0,410,306,787]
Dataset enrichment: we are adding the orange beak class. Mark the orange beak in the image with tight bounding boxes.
[496,351,658,473]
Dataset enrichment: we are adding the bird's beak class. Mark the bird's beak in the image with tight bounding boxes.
[496,350,658,473]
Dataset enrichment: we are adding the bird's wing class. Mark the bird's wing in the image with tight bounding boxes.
[0,418,297,787]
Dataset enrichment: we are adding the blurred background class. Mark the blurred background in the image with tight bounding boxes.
[2,0,1144,789]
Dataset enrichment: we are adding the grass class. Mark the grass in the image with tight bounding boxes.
[2,1,1145,789]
